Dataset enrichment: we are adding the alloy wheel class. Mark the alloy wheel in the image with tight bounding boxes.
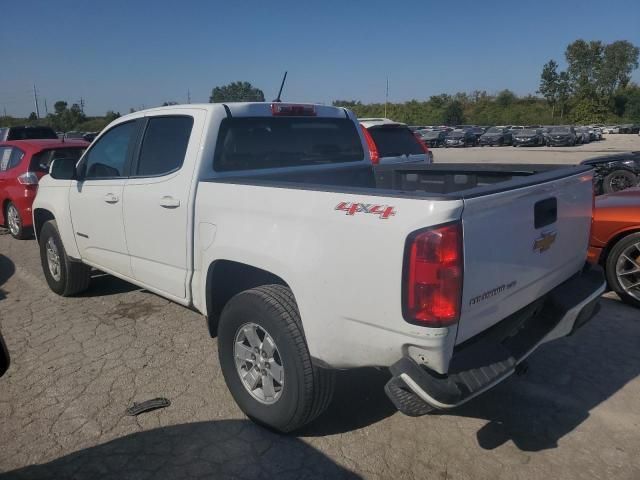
[616,241,640,302]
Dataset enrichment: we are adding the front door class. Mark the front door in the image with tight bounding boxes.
[69,120,139,276]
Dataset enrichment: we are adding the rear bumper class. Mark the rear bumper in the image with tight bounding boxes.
[385,264,605,414]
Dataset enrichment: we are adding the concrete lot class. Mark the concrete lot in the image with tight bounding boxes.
[1,135,639,480]
[434,133,639,164]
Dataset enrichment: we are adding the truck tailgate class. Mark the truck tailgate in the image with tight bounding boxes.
[457,170,594,344]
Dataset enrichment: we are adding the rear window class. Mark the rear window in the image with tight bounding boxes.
[367,126,423,157]
[213,117,364,172]
[30,147,86,173]
[7,127,57,140]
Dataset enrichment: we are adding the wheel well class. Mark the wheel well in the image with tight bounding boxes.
[1,199,9,223]
[600,228,640,266]
[33,209,55,241]
[205,260,289,337]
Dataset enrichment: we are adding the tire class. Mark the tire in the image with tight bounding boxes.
[5,202,30,240]
[605,233,640,309]
[39,220,91,296]
[602,170,637,194]
[217,285,335,432]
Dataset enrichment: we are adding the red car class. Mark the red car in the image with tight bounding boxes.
[0,139,88,239]
[588,187,640,308]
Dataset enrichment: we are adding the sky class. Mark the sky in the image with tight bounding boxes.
[1,0,639,117]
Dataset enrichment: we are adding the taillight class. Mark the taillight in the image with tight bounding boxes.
[271,103,316,116]
[360,125,379,164]
[17,172,39,185]
[402,223,463,327]
[413,132,431,157]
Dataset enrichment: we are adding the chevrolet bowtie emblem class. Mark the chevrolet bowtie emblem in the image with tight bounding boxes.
[533,231,557,253]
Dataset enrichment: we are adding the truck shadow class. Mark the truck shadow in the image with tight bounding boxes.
[0,419,360,480]
[0,254,16,301]
[449,297,640,452]
[77,271,141,297]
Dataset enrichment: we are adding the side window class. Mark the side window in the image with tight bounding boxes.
[0,147,24,171]
[83,121,137,179]
[136,116,193,177]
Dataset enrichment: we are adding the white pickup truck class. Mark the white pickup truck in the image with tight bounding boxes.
[33,103,605,432]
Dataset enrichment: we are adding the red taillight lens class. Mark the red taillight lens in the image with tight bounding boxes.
[403,223,463,327]
[17,172,39,185]
[360,125,380,164]
[271,103,316,116]
[413,132,430,154]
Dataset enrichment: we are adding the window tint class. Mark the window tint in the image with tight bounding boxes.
[214,117,364,172]
[83,121,137,179]
[137,116,193,176]
[30,147,86,173]
[0,147,24,171]
[7,126,57,140]
[367,126,423,157]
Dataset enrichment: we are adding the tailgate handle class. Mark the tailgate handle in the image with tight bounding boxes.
[534,197,557,229]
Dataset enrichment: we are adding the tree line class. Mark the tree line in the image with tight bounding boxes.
[1,39,638,131]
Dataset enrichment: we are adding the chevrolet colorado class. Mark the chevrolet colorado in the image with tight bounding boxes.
[32,103,605,432]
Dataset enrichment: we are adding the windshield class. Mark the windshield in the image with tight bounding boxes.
[517,129,537,135]
[213,117,364,172]
[550,127,570,134]
[486,127,502,134]
[449,131,465,138]
[7,127,57,140]
[420,131,441,139]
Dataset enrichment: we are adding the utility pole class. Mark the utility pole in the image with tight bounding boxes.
[33,84,40,119]
[44,99,48,116]
[78,97,85,113]
[187,89,191,104]
[384,77,389,118]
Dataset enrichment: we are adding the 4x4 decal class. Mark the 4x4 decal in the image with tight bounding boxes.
[335,202,396,219]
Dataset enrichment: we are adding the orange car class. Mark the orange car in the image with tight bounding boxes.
[588,188,640,308]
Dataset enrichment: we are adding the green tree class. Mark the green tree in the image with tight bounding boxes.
[54,101,68,115]
[539,60,560,118]
[565,39,604,99]
[557,71,572,119]
[442,101,465,125]
[600,41,640,95]
[28,112,38,121]
[209,81,265,103]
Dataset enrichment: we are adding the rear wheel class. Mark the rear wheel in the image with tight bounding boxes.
[605,233,640,309]
[39,220,91,296]
[217,285,334,432]
[5,202,29,240]
[603,170,637,194]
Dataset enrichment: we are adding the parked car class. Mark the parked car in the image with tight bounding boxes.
[0,139,88,238]
[577,127,591,144]
[64,131,86,140]
[546,126,577,146]
[512,128,546,147]
[582,152,640,194]
[360,118,433,164]
[479,126,513,146]
[468,126,486,142]
[619,124,640,134]
[83,132,98,142]
[444,129,477,147]
[588,188,640,308]
[417,129,447,148]
[603,126,620,134]
[0,126,58,141]
[33,102,603,432]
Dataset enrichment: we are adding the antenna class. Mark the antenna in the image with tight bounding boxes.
[273,71,288,102]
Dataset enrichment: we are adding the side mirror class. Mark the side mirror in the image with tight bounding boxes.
[49,158,78,180]
[0,330,9,378]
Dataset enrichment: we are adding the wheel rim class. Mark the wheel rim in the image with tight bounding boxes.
[616,241,640,302]
[7,205,20,236]
[45,237,62,282]
[234,322,284,404]
[609,174,633,192]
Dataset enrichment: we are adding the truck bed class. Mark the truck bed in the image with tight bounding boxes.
[206,163,593,199]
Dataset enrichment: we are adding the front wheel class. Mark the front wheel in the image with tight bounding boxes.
[218,285,334,432]
[39,220,91,296]
[605,233,640,309]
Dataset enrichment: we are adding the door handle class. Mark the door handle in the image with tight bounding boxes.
[159,196,180,209]
[104,193,119,204]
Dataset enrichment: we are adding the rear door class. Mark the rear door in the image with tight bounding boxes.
[122,109,205,300]
[457,170,594,343]
[367,125,427,164]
